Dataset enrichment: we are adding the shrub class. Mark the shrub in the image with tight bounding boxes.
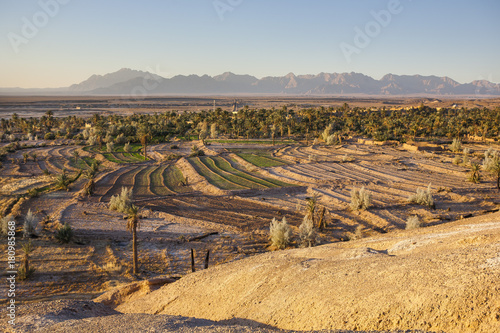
[87,135,98,146]
[326,134,336,145]
[210,123,218,139]
[350,187,372,211]
[468,163,481,183]
[109,187,133,213]
[452,156,461,165]
[106,142,114,152]
[308,154,318,162]
[165,153,181,161]
[23,209,37,238]
[342,154,354,163]
[115,133,127,144]
[189,145,205,157]
[408,184,435,208]
[1,215,13,237]
[124,142,131,153]
[298,216,316,248]
[350,225,364,240]
[55,170,71,190]
[462,154,469,165]
[406,215,421,230]
[55,223,73,243]
[449,138,462,152]
[44,132,55,140]
[321,124,333,142]
[269,217,291,250]
[18,240,35,281]
[482,149,500,189]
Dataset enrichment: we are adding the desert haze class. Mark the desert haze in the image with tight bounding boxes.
[2,68,500,96]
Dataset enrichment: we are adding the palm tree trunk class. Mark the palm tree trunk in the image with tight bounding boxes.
[132,224,138,275]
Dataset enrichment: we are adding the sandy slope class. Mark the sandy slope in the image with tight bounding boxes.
[117,212,500,333]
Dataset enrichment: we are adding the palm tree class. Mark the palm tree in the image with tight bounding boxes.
[72,150,80,164]
[83,161,100,196]
[127,205,140,275]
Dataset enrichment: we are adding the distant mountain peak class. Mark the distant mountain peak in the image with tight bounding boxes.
[5,70,499,96]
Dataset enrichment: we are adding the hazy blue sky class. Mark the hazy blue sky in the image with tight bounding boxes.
[1,0,499,88]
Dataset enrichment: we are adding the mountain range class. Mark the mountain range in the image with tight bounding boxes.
[3,68,500,96]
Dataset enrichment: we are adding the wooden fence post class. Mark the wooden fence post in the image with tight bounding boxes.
[204,250,210,269]
[190,248,195,272]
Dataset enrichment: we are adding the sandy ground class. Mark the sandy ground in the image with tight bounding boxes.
[0,138,499,332]
[117,212,500,333]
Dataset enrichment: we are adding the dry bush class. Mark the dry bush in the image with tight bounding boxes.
[408,184,435,208]
[326,134,336,145]
[87,135,98,146]
[55,223,74,243]
[210,123,218,139]
[349,225,364,240]
[1,215,13,236]
[350,187,372,211]
[298,216,316,248]
[406,215,421,230]
[468,163,481,183]
[321,124,333,142]
[106,142,114,152]
[109,187,133,213]
[449,138,462,152]
[100,261,123,273]
[342,154,354,163]
[269,217,291,250]
[23,209,37,238]
[452,155,461,165]
[308,154,318,162]
[115,133,127,144]
[124,142,131,152]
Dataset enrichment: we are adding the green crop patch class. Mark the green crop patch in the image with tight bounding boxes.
[188,157,246,190]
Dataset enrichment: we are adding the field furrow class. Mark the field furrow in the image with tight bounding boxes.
[94,166,137,200]
[149,164,175,196]
[133,165,156,198]
[101,166,144,201]
[188,157,247,191]
[206,156,268,189]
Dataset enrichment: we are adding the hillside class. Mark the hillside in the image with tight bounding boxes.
[2,70,500,96]
[5,211,499,332]
[116,212,500,333]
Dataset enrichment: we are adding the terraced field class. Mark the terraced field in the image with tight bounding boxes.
[84,144,147,163]
[264,143,500,237]
[95,163,193,202]
[187,155,292,191]
[142,195,303,232]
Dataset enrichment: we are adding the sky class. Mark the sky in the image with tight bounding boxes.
[0,0,499,88]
